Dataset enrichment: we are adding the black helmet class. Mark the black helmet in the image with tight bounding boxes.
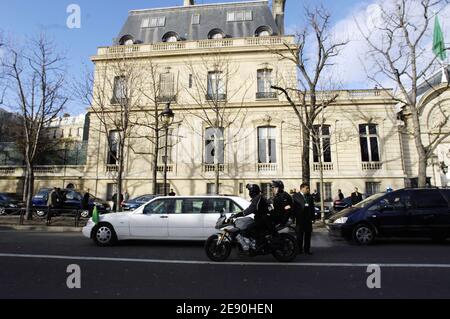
[246,184,261,198]
[271,180,285,191]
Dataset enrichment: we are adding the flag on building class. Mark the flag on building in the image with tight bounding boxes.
[433,15,447,61]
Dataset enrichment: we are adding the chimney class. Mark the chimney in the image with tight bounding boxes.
[184,0,195,5]
[272,0,286,35]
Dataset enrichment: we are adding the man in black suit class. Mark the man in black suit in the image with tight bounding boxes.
[351,187,363,206]
[292,183,315,255]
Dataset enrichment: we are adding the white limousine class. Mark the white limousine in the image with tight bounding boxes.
[82,196,250,246]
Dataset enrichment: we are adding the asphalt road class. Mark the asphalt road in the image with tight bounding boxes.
[1,230,450,299]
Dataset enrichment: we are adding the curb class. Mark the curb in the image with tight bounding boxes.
[0,225,82,233]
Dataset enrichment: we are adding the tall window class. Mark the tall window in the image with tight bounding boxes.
[258,127,277,164]
[256,69,275,99]
[261,183,272,200]
[207,71,225,100]
[156,183,170,196]
[159,73,175,100]
[316,182,333,202]
[205,127,225,165]
[113,76,126,102]
[191,14,200,25]
[366,182,381,196]
[359,124,380,162]
[108,131,120,165]
[158,128,173,164]
[313,125,332,163]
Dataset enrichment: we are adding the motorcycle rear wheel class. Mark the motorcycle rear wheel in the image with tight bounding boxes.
[272,233,298,262]
[205,234,232,262]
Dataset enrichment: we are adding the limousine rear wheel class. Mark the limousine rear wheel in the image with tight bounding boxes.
[93,223,117,247]
[353,224,375,245]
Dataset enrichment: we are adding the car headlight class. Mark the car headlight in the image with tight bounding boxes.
[8,204,17,208]
[334,217,349,224]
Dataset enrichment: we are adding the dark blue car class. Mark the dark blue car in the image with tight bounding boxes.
[327,188,450,245]
[121,194,159,211]
[0,193,22,215]
[32,188,110,218]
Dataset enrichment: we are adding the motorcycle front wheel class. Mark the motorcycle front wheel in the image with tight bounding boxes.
[205,234,232,262]
[272,233,298,262]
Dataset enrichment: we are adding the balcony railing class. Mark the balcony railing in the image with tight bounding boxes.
[157,94,177,103]
[362,162,383,170]
[0,167,16,175]
[256,92,278,100]
[156,164,174,173]
[257,163,278,172]
[96,36,296,57]
[313,163,334,171]
[106,165,119,173]
[203,164,225,173]
[205,93,227,101]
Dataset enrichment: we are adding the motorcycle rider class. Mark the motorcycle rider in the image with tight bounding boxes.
[270,180,293,226]
[233,184,271,250]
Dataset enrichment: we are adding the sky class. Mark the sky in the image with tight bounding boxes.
[0,0,447,115]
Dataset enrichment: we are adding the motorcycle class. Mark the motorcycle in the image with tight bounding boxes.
[205,211,298,262]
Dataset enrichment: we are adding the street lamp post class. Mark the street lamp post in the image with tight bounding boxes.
[160,103,175,196]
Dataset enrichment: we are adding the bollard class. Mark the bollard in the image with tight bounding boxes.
[19,208,24,225]
[46,207,52,226]
[75,210,80,227]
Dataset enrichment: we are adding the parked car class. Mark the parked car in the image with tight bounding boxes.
[121,195,159,211]
[332,197,353,212]
[326,188,450,245]
[314,205,331,221]
[83,196,251,246]
[32,188,110,218]
[0,193,22,215]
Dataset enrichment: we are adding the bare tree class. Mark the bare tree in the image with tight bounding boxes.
[357,0,450,187]
[271,6,348,189]
[76,56,145,211]
[1,35,67,219]
[271,6,347,219]
[181,51,251,195]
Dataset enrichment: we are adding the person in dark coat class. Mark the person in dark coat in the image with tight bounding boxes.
[234,184,271,249]
[338,189,345,201]
[48,187,58,209]
[81,191,90,210]
[270,180,293,226]
[351,188,363,206]
[112,193,124,212]
[293,183,315,255]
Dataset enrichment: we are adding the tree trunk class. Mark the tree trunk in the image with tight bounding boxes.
[152,128,160,195]
[302,126,311,184]
[24,163,34,220]
[411,109,428,187]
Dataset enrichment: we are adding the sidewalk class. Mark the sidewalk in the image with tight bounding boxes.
[0,215,86,233]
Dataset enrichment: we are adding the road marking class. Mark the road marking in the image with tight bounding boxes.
[1,253,450,269]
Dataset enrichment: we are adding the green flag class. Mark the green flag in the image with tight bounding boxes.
[433,16,447,61]
[92,206,100,225]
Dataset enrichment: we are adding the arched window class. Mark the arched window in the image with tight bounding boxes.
[208,29,225,39]
[255,26,273,37]
[162,32,180,43]
[119,35,135,46]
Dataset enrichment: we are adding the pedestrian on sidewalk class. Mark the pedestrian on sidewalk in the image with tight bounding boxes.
[293,183,315,256]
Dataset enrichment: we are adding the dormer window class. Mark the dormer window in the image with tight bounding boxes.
[227,10,253,22]
[255,26,273,37]
[208,29,225,40]
[192,14,200,25]
[119,35,135,46]
[141,16,166,28]
[162,32,180,43]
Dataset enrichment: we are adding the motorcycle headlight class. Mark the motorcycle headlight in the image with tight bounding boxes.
[334,217,349,225]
